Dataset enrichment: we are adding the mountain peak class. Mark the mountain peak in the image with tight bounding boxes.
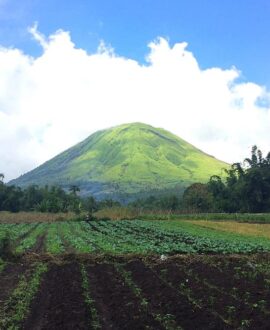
[10,123,228,200]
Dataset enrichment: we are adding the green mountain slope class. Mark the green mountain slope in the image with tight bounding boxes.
[10,123,229,199]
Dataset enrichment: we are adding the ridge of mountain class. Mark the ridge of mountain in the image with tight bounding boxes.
[10,122,229,200]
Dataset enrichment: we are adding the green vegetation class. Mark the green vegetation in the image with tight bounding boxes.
[0,220,269,255]
[187,220,270,239]
[2,143,270,218]
[80,264,101,329]
[0,262,47,329]
[46,223,65,253]
[176,145,270,213]
[0,179,84,213]
[9,122,228,199]
[139,212,270,223]
[130,145,270,214]
[0,258,5,272]
[16,224,46,253]
[0,231,13,259]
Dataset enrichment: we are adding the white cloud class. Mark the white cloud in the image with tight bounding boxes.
[0,27,270,181]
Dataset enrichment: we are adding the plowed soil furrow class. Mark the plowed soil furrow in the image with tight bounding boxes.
[125,260,229,330]
[28,233,47,254]
[22,263,91,330]
[59,234,76,253]
[0,263,29,306]
[14,223,40,249]
[86,262,163,330]
[152,261,266,328]
[189,259,270,311]
[17,223,40,243]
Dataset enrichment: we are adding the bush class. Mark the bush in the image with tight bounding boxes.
[0,231,13,260]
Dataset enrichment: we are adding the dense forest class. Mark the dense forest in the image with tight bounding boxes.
[0,176,119,214]
[183,146,270,213]
[1,146,270,214]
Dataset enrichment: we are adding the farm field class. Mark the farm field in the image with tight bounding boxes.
[1,219,270,329]
[1,220,270,254]
[0,211,78,224]
[187,220,270,239]
[0,255,270,329]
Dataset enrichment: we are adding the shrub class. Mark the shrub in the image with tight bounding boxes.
[0,231,13,260]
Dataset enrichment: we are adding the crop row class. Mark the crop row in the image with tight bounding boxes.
[1,220,270,255]
[1,256,269,329]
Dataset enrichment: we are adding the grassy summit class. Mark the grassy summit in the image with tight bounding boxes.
[10,123,228,198]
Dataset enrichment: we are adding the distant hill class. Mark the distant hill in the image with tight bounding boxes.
[10,122,229,200]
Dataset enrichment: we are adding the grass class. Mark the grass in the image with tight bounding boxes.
[140,212,270,223]
[0,211,80,224]
[188,220,270,239]
[2,209,270,225]
[11,122,228,195]
[94,207,270,223]
[95,207,139,220]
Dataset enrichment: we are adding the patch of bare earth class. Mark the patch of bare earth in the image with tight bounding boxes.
[22,262,91,330]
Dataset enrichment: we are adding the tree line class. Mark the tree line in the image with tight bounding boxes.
[0,176,119,214]
[130,146,270,213]
[1,146,269,214]
[204,145,270,213]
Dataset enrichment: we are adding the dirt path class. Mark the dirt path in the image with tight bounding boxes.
[22,262,91,330]
[86,262,163,330]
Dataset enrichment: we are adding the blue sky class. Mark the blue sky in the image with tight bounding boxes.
[0,0,270,180]
[0,0,269,87]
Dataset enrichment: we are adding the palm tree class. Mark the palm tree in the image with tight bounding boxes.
[245,145,261,168]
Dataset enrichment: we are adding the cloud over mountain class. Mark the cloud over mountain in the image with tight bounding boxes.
[0,24,269,181]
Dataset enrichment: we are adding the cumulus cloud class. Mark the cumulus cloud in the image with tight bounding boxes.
[0,25,270,181]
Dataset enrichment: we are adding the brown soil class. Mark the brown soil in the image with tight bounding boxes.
[186,257,270,309]
[28,233,47,254]
[1,255,269,329]
[0,262,29,306]
[152,257,270,329]
[22,262,91,330]
[86,262,163,329]
[153,261,239,320]
[125,260,229,330]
